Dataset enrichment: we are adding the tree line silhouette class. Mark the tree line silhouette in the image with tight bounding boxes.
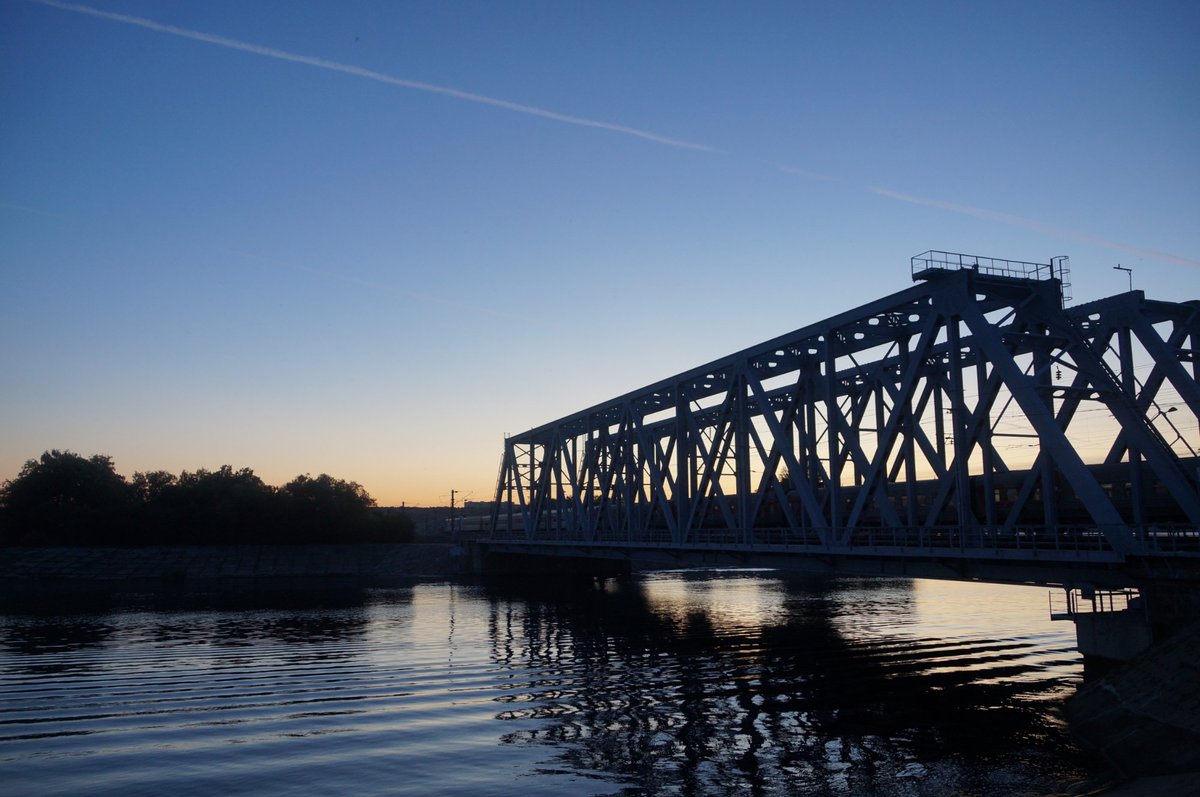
[0,450,414,546]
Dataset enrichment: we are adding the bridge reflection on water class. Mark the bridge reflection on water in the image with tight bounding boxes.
[486,572,1087,795]
[0,573,1092,796]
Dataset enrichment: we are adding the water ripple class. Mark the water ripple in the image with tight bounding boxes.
[1,575,1091,796]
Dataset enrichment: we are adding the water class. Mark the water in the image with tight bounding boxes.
[0,572,1097,795]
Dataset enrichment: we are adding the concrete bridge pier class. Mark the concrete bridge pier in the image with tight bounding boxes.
[1059,581,1200,668]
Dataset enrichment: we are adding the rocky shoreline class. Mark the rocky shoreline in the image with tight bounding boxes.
[0,543,462,583]
[1063,621,1200,797]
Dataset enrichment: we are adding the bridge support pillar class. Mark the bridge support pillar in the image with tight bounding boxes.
[1061,582,1200,669]
[1072,609,1154,663]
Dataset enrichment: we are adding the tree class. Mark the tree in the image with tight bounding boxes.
[281,474,376,542]
[129,470,179,544]
[168,466,280,543]
[0,450,133,544]
[283,474,374,511]
[2,452,416,546]
[131,470,177,503]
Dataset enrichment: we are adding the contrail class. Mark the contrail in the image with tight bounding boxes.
[28,0,719,153]
[869,186,1200,268]
[26,0,1199,270]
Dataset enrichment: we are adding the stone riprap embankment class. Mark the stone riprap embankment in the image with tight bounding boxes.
[1066,621,1200,790]
[0,544,460,583]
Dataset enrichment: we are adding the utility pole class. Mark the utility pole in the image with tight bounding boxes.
[449,489,457,540]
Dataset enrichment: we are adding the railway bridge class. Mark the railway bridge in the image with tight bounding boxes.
[479,251,1200,659]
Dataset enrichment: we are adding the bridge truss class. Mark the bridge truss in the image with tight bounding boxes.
[487,252,1200,586]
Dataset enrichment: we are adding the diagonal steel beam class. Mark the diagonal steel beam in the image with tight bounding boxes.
[952,282,1135,553]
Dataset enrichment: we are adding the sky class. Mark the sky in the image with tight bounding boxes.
[2,0,1198,507]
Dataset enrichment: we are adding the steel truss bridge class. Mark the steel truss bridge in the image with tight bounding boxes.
[484,251,1200,590]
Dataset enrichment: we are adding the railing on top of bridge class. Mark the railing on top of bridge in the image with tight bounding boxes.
[484,515,1200,558]
[911,249,1072,303]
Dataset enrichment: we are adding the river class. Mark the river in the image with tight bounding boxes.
[0,571,1099,795]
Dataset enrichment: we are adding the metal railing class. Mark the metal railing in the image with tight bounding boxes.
[487,519,1200,557]
[1049,587,1143,620]
[911,250,1060,282]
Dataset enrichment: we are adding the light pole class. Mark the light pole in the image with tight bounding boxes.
[1113,264,1132,292]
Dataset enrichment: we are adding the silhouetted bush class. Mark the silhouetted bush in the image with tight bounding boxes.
[0,451,414,546]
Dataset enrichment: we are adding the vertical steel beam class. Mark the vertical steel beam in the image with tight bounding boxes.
[976,344,998,528]
[947,318,973,528]
[1118,327,1145,527]
[824,332,842,533]
[674,385,690,543]
[734,371,752,542]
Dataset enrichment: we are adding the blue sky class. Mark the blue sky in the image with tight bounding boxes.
[3,0,1198,506]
